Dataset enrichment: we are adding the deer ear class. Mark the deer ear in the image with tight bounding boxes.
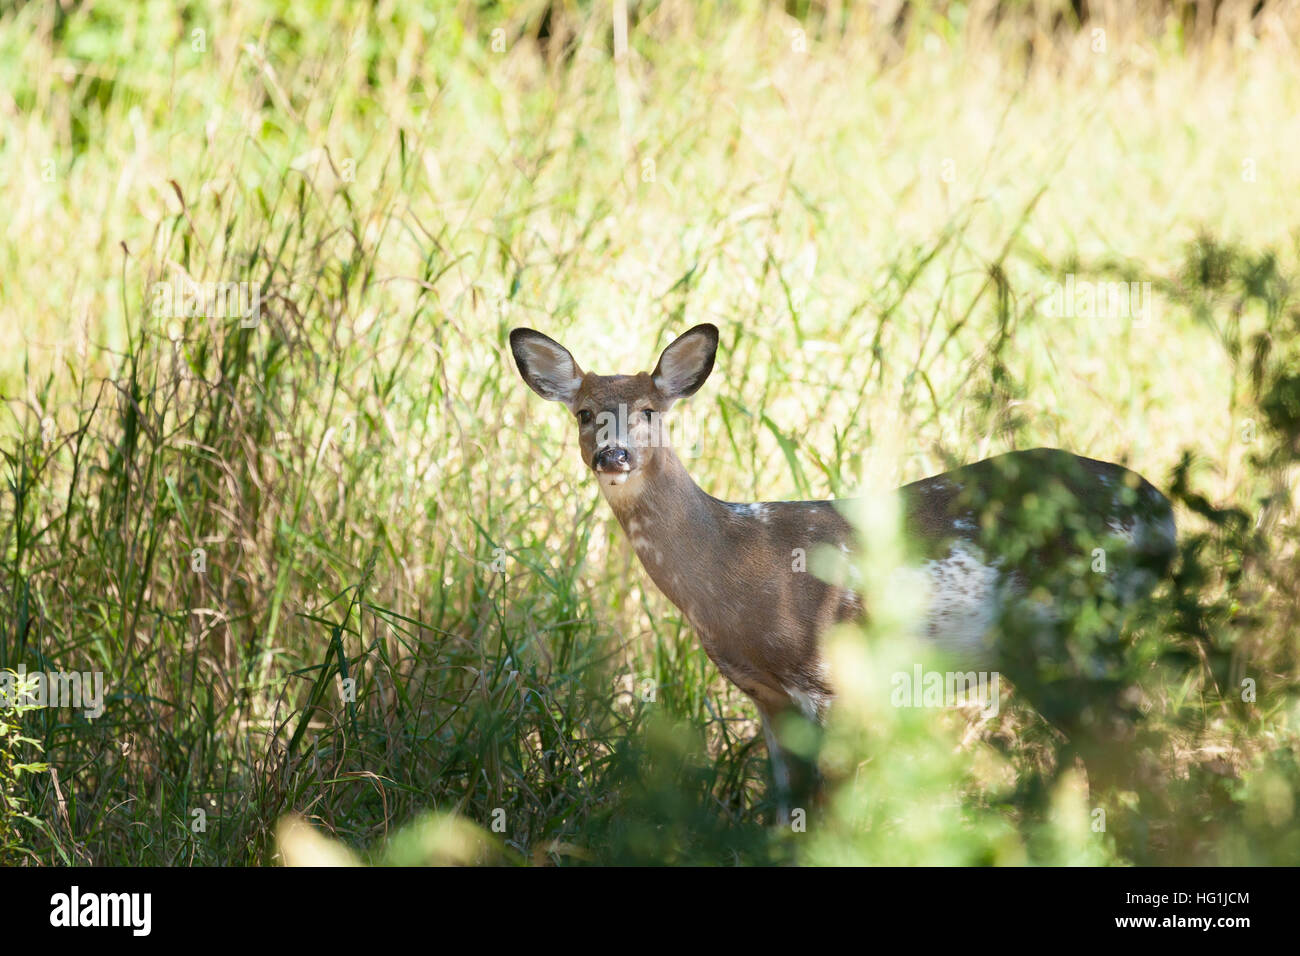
[652,323,718,401]
[510,328,584,408]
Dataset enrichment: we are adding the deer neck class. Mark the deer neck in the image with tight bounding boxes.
[597,448,725,615]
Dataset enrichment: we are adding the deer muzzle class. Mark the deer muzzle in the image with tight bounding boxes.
[592,445,632,473]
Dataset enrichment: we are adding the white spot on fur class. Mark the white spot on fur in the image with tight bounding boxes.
[727,502,770,521]
[908,542,1001,664]
[629,534,663,564]
[784,686,825,722]
[1106,517,1136,544]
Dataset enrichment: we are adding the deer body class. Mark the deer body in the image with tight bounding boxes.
[510,324,1176,808]
[597,448,853,724]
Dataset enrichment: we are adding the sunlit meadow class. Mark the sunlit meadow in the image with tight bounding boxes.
[2,0,1299,865]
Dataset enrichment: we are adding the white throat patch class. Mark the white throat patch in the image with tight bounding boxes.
[598,468,647,502]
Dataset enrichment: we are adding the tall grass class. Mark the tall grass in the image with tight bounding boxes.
[1,0,1298,865]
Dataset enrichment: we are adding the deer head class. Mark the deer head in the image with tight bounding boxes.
[508,323,719,490]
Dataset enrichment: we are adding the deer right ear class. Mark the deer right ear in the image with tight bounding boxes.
[510,328,584,408]
[652,323,719,401]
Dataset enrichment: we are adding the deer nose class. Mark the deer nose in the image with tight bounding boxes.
[593,446,631,472]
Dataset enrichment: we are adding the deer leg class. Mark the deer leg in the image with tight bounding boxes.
[760,712,793,825]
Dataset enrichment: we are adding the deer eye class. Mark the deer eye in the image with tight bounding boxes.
[640,408,654,421]
[577,409,593,425]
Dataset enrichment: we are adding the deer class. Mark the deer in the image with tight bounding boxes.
[509,323,1178,816]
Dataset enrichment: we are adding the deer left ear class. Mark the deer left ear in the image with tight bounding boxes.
[510,328,584,409]
[652,323,718,401]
